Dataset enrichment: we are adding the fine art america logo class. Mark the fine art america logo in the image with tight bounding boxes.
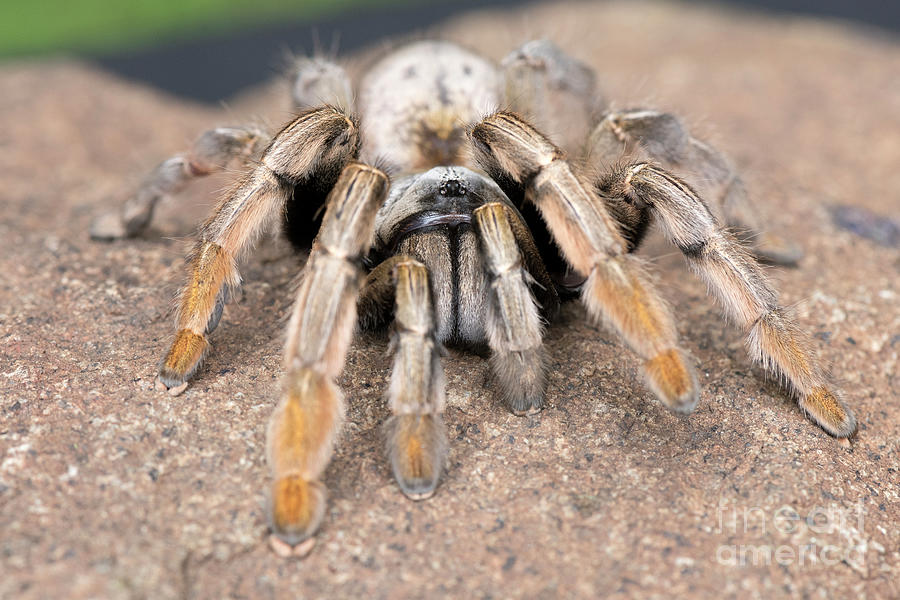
[715,502,867,567]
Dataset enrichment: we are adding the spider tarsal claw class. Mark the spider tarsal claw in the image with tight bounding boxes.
[155,377,188,396]
[268,533,316,558]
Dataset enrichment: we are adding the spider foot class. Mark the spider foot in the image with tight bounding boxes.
[490,348,546,416]
[269,534,316,559]
[157,329,209,391]
[510,404,542,417]
[748,311,857,438]
[266,369,343,555]
[154,377,188,397]
[644,349,699,413]
[89,210,130,241]
[386,414,446,500]
[800,387,857,439]
[267,476,326,558]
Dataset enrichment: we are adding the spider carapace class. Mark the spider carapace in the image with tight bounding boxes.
[91,40,856,557]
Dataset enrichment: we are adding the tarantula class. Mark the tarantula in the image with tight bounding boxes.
[91,39,856,556]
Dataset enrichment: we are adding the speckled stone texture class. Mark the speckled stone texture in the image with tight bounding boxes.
[1,2,898,598]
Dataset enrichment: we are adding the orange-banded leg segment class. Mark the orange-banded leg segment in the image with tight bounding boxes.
[580,254,698,412]
[382,259,447,500]
[469,112,699,412]
[90,126,267,240]
[155,106,361,396]
[267,369,339,557]
[598,163,856,437]
[155,168,288,394]
[157,240,238,394]
[267,163,388,556]
[356,255,448,497]
[473,202,548,415]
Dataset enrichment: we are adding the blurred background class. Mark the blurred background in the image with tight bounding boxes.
[2,0,897,103]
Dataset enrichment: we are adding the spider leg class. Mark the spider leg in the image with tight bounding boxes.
[501,39,603,154]
[90,126,267,240]
[587,110,802,264]
[473,202,548,415]
[291,56,354,112]
[268,163,388,556]
[356,256,400,332]
[357,255,449,498]
[597,162,856,437]
[387,259,449,498]
[156,106,360,394]
[470,112,699,413]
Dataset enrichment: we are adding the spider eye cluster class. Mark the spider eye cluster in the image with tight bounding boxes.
[439,179,466,197]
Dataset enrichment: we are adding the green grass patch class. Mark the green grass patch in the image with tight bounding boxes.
[0,0,411,57]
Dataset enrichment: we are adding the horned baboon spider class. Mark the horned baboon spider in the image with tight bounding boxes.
[91,39,856,556]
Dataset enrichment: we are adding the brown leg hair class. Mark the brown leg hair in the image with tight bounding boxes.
[473,202,548,415]
[267,163,388,557]
[156,106,360,394]
[470,112,699,413]
[383,259,447,499]
[596,163,856,437]
[357,255,449,499]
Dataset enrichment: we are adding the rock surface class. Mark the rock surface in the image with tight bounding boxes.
[1,2,898,598]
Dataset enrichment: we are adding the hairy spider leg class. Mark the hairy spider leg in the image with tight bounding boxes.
[588,110,803,265]
[268,163,388,557]
[470,112,700,412]
[473,202,548,415]
[90,126,267,240]
[595,163,856,437]
[156,106,360,393]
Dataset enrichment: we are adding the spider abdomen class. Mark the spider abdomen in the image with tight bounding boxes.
[358,40,500,173]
